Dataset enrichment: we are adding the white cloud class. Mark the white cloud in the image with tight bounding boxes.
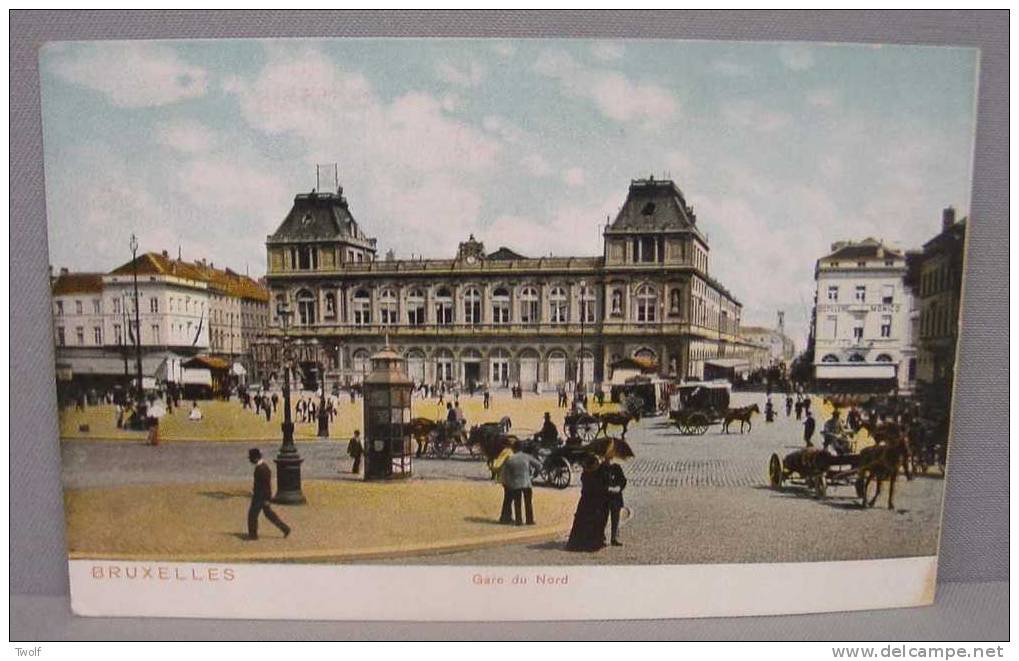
[484,193,620,257]
[154,119,218,153]
[47,42,208,108]
[435,60,486,88]
[806,88,838,108]
[520,153,553,177]
[590,42,625,61]
[779,44,815,71]
[722,99,791,132]
[562,167,586,187]
[534,49,679,125]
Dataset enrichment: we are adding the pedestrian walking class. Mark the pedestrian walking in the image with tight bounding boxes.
[794,398,803,420]
[764,398,775,423]
[483,385,491,409]
[347,430,363,474]
[271,392,278,412]
[498,441,543,525]
[246,448,290,540]
[803,409,816,447]
[785,395,794,417]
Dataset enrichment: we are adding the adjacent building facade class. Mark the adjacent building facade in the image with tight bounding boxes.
[810,238,916,393]
[912,207,967,408]
[257,177,756,389]
[51,252,268,392]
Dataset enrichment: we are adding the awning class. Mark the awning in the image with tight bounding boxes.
[55,355,167,378]
[183,355,230,371]
[704,358,750,369]
[815,364,897,380]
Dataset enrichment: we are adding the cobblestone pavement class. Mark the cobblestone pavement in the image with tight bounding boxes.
[61,392,947,564]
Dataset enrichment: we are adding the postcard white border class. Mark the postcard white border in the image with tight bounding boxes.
[70,556,937,621]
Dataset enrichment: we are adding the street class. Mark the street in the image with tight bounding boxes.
[61,392,944,564]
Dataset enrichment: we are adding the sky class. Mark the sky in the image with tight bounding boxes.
[39,38,979,347]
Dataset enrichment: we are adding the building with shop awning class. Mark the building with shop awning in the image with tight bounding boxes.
[54,351,187,390]
[182,355,232,396]
[608,356,658,385]
[703,357,751,382]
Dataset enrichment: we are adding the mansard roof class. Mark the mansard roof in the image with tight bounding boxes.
[268,190,372,244]
[487,246,527,261]
[605,177,704,238]
[821,237,905,262]
[51,272,104,296]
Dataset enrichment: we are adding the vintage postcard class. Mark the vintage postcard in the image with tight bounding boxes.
[41,38,977,620]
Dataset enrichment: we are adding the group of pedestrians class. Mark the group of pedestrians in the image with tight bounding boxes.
[566,455,627,551]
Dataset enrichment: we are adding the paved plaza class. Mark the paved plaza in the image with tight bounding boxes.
[60,392,945,565]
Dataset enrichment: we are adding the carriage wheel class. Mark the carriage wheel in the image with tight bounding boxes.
[529,460,542,482]
[768,454,783,489]
[578,422,597,441]
[432,438,451,458]
[690,414,710,435]
[546,457,571,489]
[813,474,827,499]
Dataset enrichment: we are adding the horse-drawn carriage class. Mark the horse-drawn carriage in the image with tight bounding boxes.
[668,381,732,435]
[768,445,863,499]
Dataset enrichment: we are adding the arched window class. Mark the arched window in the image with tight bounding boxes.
[324,292,336,319]
[352,349,370,379]
[379,288,398,325]
[435,287,453,325]
[875,354,894,363]
[434,348,454,382]
[296,289,316,326]
[821,354,839,363]
[464,287,482,324]
[848,353,866,363]
[549,286,568,324]
[578,285,595,323]
[519,286,539,323]
[352,289,371,326]
[636,284,658,323]
[492,287,511,324]
[407,288,425,326]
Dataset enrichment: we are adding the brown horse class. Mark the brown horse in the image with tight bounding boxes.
[465,417,512,455]
[408,417,439,457]
[856,423,912,509]
[596,411,638,439]
[477,433,518,479]
[722,404,760,434]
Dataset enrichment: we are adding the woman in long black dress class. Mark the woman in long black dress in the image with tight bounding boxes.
[566,454,609,552]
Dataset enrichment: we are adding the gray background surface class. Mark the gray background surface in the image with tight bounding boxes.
[10,10,1008,640]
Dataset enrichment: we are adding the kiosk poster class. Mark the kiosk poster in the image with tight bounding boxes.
[40,38,977,620]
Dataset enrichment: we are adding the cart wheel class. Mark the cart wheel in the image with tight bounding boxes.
[432,438,450,458]
[529,460,542,482]
[578,422,597,441]
[546,457,571,489]
[768,453,783,489]
[813,474,827,499]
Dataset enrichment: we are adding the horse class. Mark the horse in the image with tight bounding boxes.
[595,411,638,439]
[408,417,440,457]
[465,417,512,457]
[722,404,760,434]
[476,432,518,479]
[856,423,912,509]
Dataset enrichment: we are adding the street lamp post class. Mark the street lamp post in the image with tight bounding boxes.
[129,235,146,424]
[316,346,329,438]
[577,279,587,408]
[274,302,306,505]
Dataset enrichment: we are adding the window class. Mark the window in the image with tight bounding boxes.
[821,354,839,363]
[884,260,894,267]
[407,289,425,326]
[826,314,838,339]
[323,292,336,319]
[296,290,317,325]
[853,322,864,341]
[463,287,482,324]
[636,285,658,323]
[881,285,894,304]
[610,289,623,317]
[857,261,866,268]
[875,354,893,363]
[519,287,539,323]
[633,236,657,263]
[880,315,892,338]
[55,301,64,316]
[75,300,83,315]
[93,327,102,344]
[353,289,371,326]
[827,286,839,302]
[434,288,453,325]
[56,327,65,346]
[150,298,159,313]
[549,287,568,324]
[579,285,596,323]
[379,289,398,325]
[492,287,510,324]
[113,324,123,345]
[75,326,84,345]
[297,246,317,270]
[92,299,101,315]
[854,285,866,302]
[848,353,865,362]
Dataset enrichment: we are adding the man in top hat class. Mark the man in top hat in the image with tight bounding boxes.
[246,448,291,540]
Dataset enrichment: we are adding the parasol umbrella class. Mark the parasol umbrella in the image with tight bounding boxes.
[581,437,635,460]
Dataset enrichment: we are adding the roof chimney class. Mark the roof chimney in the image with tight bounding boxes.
[59,267,69,275]
[162,250,168,258]
[942,206,956,232]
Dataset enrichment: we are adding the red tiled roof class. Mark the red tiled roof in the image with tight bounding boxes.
[51,272,104,295]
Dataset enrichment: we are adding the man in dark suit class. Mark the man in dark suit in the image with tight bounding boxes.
[803,409,816,447]
[247,448,291,540]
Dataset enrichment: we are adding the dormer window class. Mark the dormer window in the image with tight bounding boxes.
[301,212,313,225]
[641,202,656,215]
